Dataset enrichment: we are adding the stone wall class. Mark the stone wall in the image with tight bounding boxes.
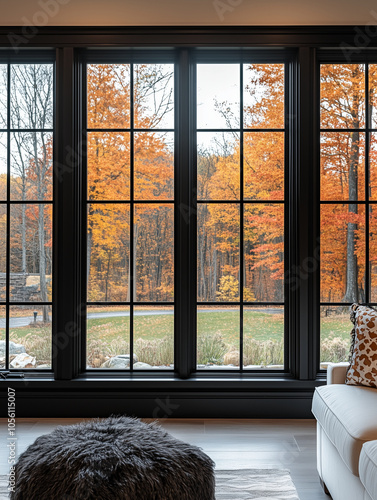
[0,273,43,302]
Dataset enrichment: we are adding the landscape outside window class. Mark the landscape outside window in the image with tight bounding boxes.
[86,63,175,370]
[85,60,287,371]
[4,53,375,374]
[196,63,285,370]
[320,63,377,367]
[0,63,53,371]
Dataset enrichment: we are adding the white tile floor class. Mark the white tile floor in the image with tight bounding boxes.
[0,418,329,499]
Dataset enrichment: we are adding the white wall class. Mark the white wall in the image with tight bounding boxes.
[0,0,375,27]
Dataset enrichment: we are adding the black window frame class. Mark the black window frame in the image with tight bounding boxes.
[194,50,291,374]
[1,26,377,418]
[317,49,377,371]
[75,48,296,378]
[81,50,177,374]
[0,49,56,375]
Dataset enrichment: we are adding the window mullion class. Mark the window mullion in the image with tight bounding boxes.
[295,47,319,380]
[54,47,82,380]
[175,49,196,378]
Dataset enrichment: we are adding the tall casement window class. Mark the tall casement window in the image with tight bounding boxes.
[85,59,175,370]
[81,51,289,374]
[0,56,54,372]
[196,61,286,370]
[320,61,377,367]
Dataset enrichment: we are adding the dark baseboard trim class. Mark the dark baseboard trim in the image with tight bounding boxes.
[0,376,324,418]
[0,390,316,418]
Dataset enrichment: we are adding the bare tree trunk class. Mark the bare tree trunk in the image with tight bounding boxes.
[199,233,206,300]
[343,129,359,303]
[104,251,112,301]
[21,203,26,273]
[87,229,92,288]
[133,224,139,301]
[12,136,28,273]
[343,67,361,304]
[212,248,217,300]
[126,244,131,302]
[39,204,49,322]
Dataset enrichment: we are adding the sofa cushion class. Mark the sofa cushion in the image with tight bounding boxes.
[347,304,377,389]
[312,384,377,476]
[360,441,377,500]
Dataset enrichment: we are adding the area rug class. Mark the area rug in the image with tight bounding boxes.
[0,469,299,499]
[215,469,300,499]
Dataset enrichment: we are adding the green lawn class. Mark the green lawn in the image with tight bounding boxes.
[6,309,353,346]
[320,314,351,341]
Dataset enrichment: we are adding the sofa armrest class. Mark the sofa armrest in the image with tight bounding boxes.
[326,362,349,385]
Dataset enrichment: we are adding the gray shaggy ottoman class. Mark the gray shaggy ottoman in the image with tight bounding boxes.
[11,416,215,500]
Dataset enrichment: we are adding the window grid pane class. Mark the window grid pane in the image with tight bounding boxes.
[86,63,175,371]
[196,63,285,371]
[320,63,375,369]
[1,62,54,371]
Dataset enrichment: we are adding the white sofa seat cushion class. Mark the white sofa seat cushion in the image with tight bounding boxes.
[360,441,377,500]
[312,384,377,476]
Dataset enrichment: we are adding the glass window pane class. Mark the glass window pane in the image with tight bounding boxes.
[88,132,130,201]
[134,305,174,369]
[87,64,130,129]
[10,132,53,201]
[244,204,284,302]
[197,132,240,200]
[10,204,52,302]
[321,132,365,201]
[0,305,5,369]
[134,64,174,129]
[0,204,6,301]
[0,65,7,129]
[87,204,130,302]
[197,64,240,130]
[11,64,53,130]
[244,132,284,200]
[197,305,239,369]
[320,204,365,302]
[243,306,284,369]
[320,306,351,369]
[320,64,365,129]
[87,305,130,369]
[135,204,174,302]
[197,203,240,302]
[134,132,174,200]
[243,64,284,129]
[369,64,377,129]
[9,305,52,369]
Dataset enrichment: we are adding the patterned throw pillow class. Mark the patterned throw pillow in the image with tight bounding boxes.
[346,304,377,388]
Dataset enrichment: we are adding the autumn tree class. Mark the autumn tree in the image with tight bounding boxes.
[87,64,174,302]
[320,64,365,303]
[9,64,53,321]
[197,64,285,303]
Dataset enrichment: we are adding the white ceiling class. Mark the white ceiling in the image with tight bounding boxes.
[0,0,375,26]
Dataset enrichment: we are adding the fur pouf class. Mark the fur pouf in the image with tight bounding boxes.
[11,416,216,500]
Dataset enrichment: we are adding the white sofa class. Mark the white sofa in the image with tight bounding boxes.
[312,362,377,500]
